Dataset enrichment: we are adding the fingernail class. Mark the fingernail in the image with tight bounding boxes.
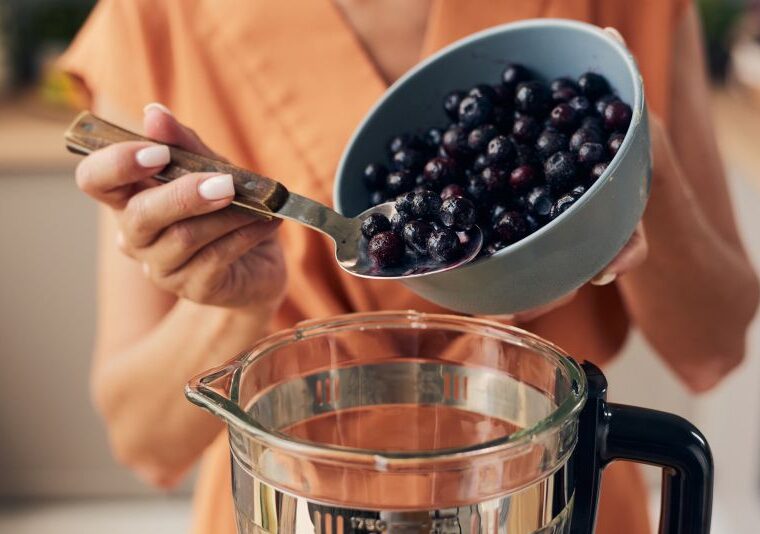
[591,272,617,286]
[603,27,625,45]
[135,145,170,168]
[116,231,126,249]
[143,102,173,116]
[199,174,234,200]
[142,262,150,277]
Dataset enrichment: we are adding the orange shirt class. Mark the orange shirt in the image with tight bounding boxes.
[62,1,690,533]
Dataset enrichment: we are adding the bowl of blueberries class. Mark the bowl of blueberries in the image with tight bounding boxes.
[335,19,650,315]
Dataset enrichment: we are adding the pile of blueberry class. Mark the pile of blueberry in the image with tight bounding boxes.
[360,64,632,268]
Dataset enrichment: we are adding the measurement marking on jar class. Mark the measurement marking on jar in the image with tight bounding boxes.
[349,517,460,533]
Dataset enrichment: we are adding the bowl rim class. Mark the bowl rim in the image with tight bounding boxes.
[333,18,645,271]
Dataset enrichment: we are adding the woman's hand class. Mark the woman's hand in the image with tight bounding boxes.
[75,103,287,315]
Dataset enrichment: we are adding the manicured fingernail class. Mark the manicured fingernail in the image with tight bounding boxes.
[135,145,170,168]
[116,231,126,249]
[142,262,150,277]
[143,102,173,116]
[604,27,625,45]
[199,174,234,200]
[591,272,617,286]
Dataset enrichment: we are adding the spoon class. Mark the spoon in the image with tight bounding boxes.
[64,112,482,279]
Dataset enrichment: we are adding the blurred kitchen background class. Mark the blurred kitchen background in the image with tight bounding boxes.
[1,1,760,533]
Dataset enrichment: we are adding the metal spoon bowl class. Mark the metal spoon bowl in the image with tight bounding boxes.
[64,112,482,279]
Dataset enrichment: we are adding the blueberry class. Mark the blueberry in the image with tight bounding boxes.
[480,166,509,194]
[468,84,498,103]
[490,106,513,132]
[458,95,493,128]
[524,186,553,221]
[386,171,415,195]
[424,127,444,151]
[392,148,425,172]
[569,127,604,152]
[369,190,386,206]
[589,162,608,183]
[428,228,462,262]
[515,81,551,115]
[368,231,405,267]
[552,86,578,104]
[512,115,541,143]
[472,153,489,172]
[390,211,411,232]
[514,143,540,166]
[411,190,442,219]
[486,135,515,166]
[422,157,457,190]
[570,185,587,199]
[607,132,625,157]
[551,78,579,103]
[388,133,422,154]
[490,84,511,105]
[551,77,578,93]
[493,211,528,245]
[440,196,476,231]
[568,96,592,117]
[402,220,434,255]
[362,163,387,191]
[549,103,579,131]
[501,63,531,90]
[603,101,632,132]
[581,115,605,134]
[577,142,606,167]
[489,202,510,223]
[443,90,466,121]
[536,130,569,158]
[442,125,471,159]
[595,94,619,116]
[361,213,391,239]
[578,72,611,100]
[440,183,465,200]
[466,175,489,203]
[525,213,540,234]
[550,194,576,219]
[544,151,577,193]
[395,191,416,215]
[509,164,539,192]
[467,124,498,152]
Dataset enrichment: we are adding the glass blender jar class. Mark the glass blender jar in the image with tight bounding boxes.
[186,311,712,534]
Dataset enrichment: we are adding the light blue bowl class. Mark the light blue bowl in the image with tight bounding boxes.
[334,19,650,315]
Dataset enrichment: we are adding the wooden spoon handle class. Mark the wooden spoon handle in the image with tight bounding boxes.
[63,111,289,214]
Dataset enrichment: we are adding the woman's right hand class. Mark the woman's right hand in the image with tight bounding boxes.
[75,103,287,314]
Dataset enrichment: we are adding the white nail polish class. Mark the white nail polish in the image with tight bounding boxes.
[143,102,173,116]
[199,174,234,200]
[591,272,617,286]
[135,145,170,168]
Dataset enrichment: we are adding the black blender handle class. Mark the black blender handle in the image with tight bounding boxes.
[570,362,713,534]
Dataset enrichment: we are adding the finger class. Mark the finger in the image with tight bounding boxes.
[75,141,171,208]
[603,27,626,46]
[120,172,236,248]
[135,209,269,274]
[142,103,225,159]
[155,221,280,299]
[591,222,648,285]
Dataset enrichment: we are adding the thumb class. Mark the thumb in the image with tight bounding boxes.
[142,102,226,160]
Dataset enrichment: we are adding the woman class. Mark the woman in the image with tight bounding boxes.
[61,1,758,533]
